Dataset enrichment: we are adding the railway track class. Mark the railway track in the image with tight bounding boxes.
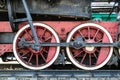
[0,70,119,80]
[0,1,120,80]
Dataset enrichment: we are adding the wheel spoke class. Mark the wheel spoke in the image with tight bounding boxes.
[97,39,102,42]
[80,53,87,64]
[18,38,21,40]
[96,49,100,53]
[25,30,32,40]
[18,37,26,41]
[78,30,86,40]
[89,54,91,66]
[71,37,75,41]
[40,52,46,63]
[88,27,90,39]
[17,47,22,50]
[74,51,83,57]
[43,48,48,53]
[21,51,30,57]
[93,29,100,40]
[36,54,39,66]
[28,53,33,63]
[93,53,98,59]
[40,28,47,38]
[45,36,52,42]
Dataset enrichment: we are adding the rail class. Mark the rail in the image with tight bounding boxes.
[0,70,120,80]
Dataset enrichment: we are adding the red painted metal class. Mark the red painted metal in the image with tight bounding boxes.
[95,22,118,41]
[67,24,111,67]
[97,34,110,65]
[18,22,118,41]
[0,22,12,32]
[0,44,13,56]
[15,25,58,67]
[0,21,118,64]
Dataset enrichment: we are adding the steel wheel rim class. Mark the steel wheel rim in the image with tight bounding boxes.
[118,35,120,56]
[13,23,60,70]
[66,23,113,70]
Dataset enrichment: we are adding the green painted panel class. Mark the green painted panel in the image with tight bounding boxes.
[92,13,116,21]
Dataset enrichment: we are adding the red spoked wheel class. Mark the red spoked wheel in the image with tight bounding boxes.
[118,34,120,56]
[13,23,60,70]
[66,23,113,70]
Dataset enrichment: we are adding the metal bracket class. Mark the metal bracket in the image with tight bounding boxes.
[54,49,66,65]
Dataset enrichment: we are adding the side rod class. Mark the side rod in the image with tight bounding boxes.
[19,41,120,49]
[18,37,120,49]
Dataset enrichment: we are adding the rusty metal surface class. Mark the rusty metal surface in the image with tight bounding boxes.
[0,21,118,40]
[0,70,119,80]
[0,21,118,56]
[9,0,91,18]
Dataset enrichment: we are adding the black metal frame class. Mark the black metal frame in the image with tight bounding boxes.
[7,0,39,50]
[7,0,16,32]
[7,0,120,50]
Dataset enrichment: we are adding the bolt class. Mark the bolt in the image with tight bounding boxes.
[74,42,82,48]
[78,42,82,47]
[61,28,65,32]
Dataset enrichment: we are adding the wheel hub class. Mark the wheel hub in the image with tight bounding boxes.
[13,23,60,70]
[66,23,113,70]
[28,47,43,54]
[85,39,95,53]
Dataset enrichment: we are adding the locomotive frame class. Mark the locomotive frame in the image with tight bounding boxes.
[0,0,120,71]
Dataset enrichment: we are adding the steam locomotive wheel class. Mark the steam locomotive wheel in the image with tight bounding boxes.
[13,23,60,70]
[118,35,120,55]
[66,23,113,70]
